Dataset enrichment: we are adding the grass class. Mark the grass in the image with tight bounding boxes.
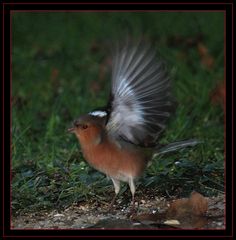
[11,12,224,214]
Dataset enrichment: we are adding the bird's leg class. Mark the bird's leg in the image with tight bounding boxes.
[108,178,120,211]
[130,193,136,216]
[128,178,137,217]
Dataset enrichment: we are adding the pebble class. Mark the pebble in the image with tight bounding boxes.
[54,213,65,217]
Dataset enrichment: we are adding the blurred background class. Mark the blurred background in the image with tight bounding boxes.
[11,12,224,214]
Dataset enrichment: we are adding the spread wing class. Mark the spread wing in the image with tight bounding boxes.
[106,39,175,146]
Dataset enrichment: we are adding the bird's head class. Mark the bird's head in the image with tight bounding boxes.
[68,114,105,147]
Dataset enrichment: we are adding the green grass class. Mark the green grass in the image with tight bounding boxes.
[11,12,224,214]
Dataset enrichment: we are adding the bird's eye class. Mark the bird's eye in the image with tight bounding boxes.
[81,124,88,130]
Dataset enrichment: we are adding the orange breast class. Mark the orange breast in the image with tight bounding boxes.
[81,140,148,181]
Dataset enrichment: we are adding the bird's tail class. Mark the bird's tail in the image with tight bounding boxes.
[153,139,202,157]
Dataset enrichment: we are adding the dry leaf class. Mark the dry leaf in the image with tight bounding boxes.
[167,198,190,217]
[197,42,215,70]
[189,191,208,216]
[165,191,208,228]
[168,191,208,217]
[89,57,111,94]
[210,81,225,110]
[197,42,208,56]
[50,68,59,82]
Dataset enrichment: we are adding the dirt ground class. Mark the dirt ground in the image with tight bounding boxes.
[11,193,225,229]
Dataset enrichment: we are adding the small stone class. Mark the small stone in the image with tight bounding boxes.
[54,213,65,217]
[79,205,87,211]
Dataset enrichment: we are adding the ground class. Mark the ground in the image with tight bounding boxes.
[12,192,224,229]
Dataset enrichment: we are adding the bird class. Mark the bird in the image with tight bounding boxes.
[68,38,199,212]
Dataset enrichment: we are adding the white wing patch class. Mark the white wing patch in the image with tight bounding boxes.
[89,111,107,117]
[108,80,144,142]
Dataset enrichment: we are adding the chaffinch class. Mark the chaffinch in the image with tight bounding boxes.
[68,38,199,211]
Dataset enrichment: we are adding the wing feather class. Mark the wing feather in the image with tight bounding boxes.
[106,39,175,146]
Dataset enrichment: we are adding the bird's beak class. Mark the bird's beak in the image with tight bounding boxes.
[67,127,75,133]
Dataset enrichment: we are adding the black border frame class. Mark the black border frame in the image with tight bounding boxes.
[1,1,233,238]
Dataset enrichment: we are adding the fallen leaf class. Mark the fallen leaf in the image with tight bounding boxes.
[89,57,111,94]
[165,191,208,228]
[50,68,59,82]
[197,42,208,56]
[167,198,190,217]
[167,191,208,217]
[210,81,225,110]
[167,34,203,48]
[189,191,208,216]
[197,42,215,70]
